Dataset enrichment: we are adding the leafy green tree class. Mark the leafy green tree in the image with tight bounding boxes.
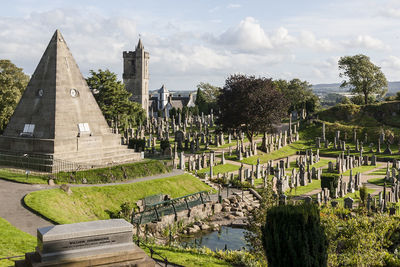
[350,94,376,105]
[169,107,176,118]
[181,106,189,123]
[244,179,275,260]
[0,60,29,133]
[195,82,221,114]
[339,54,388,105]
[341,96,352,105]
[218,74,288,144]
[263,204,328,267]
[321,208,398,266]
[86,69,145,129]
[189,106,199,116]
[274,78,320,114]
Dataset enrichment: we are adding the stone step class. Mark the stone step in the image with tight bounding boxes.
[55,149,142,167]
[56,146,133,159]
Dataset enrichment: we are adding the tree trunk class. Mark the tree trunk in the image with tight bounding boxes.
[364,93,368,105]
[246,130,253,145]
[261,132,267,152]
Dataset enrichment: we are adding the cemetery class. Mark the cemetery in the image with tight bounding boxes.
[2,6,400,266]
[8,99,400,266]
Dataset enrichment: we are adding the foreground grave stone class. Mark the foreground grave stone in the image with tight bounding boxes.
[15,219,154,267]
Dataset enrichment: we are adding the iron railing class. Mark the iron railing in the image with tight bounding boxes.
[132,191,211,225]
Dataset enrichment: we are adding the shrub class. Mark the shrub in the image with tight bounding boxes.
[128,138,146,151]
[359,185,368,206]
[160,139,171,151]
[55,160,171,184]
[321,172,340,197]
[262,204,328,267]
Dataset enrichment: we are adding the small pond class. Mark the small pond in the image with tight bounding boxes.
[179,226,251,251]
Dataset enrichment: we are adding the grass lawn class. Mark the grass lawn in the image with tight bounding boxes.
[335,188,376,204]
[197,164,240,175]
[24,174,215,225]
[286,180,321,196]
[367,177,394,187]
[342,165,378,176]
[240,139,312,165]
[367,167,391,176]
[254,175,274,187]
[286,158,331,172]
[142,245,231,267]
[0,169,48,184]
[0,218,36,267]
[312,158,332,168]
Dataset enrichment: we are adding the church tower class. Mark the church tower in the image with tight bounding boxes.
[123,39,149,116]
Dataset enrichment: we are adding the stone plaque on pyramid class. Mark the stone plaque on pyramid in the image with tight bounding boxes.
[0,30,141,168]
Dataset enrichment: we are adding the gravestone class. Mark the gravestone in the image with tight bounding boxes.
[175,130,184,150]
[344,197,354,209]
[16,219,154,266]
[304,196,312,204]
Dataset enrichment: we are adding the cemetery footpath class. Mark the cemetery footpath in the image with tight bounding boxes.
[0,179,53,236]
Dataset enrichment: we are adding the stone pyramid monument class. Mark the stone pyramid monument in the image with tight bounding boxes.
[0,30,141,168]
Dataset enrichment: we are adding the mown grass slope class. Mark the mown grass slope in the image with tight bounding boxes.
[24,174,214,224]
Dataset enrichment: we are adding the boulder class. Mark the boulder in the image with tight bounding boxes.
[225,214,235,220]
[187,225,201,234]
[200,224,210,231]
[213,203,223,213]
[210,223,220,230]
[222,206,231,212]
[234,211,244,217]
[60,184,72,195]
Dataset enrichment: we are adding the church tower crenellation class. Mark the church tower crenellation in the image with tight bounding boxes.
[123,39,149,116]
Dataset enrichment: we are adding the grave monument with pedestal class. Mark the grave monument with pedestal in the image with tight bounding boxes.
[15,219,155,267]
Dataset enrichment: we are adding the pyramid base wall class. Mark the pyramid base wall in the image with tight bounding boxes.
[0,136,55,154]
[0,134,142,171]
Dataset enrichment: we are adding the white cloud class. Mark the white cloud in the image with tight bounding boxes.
[0,8,138,76]
[381,55,400,69]
[299,31,336,51]
[342,35,389,50]
[271,27,297,48]
[227,4,241,9]
[380,7,400,18]
[309,57,340,81]
[213,17,273,53]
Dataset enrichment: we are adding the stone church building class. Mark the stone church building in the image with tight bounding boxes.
[123,40,195,118]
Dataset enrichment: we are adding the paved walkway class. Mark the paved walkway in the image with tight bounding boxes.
[0,179,53,235]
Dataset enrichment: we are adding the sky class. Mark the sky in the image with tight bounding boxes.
[1,0,400,91]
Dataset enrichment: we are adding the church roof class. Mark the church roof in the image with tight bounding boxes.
[158,84,168,94]
[136,38,144,50]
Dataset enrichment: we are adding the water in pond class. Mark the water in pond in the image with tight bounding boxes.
[179,226,251,251]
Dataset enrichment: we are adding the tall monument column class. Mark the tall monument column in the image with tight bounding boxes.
[123,39,149,117]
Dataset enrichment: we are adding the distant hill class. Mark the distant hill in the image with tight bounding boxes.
[312,81,400,95]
